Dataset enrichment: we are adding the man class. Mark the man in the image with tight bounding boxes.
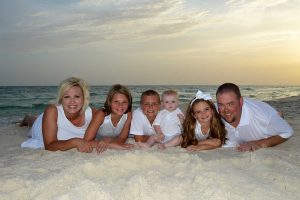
[216,83,293,151]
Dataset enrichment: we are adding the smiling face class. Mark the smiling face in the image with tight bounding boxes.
[61,86,84,116]
[216,91,243,128]
[141,95,161,123]
[111,93,129,116]
[192,101,213,125]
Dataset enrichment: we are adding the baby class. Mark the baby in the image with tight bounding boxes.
[139,90,184,149]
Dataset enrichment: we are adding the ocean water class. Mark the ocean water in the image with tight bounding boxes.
[0,85,300,127]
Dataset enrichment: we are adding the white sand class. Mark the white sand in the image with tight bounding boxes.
[0,96,299,200]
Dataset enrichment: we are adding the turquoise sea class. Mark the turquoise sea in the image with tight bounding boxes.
[0,85,300,127]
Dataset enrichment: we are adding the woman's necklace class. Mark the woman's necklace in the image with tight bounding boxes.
[201,124,210,136]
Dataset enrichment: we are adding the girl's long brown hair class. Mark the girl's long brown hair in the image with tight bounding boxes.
[181,99,226,148]
[103,84,132,115]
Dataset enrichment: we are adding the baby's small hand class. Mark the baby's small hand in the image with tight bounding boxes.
[177,113,185,124]
[157,133,165,141]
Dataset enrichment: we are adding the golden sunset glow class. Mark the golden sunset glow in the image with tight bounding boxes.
[0,0,299,85]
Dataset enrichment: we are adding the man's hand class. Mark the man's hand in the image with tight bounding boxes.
[155,133,165,142]
[237,142,262,152]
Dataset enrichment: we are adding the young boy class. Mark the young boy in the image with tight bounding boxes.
[130,90,161,143]
[138,90,184,149]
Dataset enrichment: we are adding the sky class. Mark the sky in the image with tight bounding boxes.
[0,0,300,86]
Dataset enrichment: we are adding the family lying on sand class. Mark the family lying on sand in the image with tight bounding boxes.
[21,77,294,153]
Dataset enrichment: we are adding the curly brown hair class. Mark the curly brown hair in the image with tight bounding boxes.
[181,98,226,148]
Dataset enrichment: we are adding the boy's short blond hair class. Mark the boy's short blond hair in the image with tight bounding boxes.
[140,90,160,104]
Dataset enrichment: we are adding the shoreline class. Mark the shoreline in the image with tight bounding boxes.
[0,95,299,199]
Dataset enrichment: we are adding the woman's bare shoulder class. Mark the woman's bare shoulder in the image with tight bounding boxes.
[44,104,57,115]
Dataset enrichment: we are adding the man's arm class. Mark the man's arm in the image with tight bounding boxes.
[238,135,287,152]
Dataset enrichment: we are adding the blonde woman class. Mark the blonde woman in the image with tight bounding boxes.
[21,77,96,152]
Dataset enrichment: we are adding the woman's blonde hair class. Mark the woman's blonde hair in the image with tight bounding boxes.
[56,77,90,113]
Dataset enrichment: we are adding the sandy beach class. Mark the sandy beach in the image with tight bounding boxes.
[0,96,299,200]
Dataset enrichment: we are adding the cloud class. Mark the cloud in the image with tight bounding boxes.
[1,0,208,52]
[223,0,288,24]
[226,0,287,8]
[145,0,300,58]
[183,0,300,54]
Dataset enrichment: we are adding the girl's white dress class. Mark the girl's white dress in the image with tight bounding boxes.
[96,113,128,139]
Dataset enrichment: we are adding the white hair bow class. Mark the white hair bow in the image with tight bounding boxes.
[190,90,212,107]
